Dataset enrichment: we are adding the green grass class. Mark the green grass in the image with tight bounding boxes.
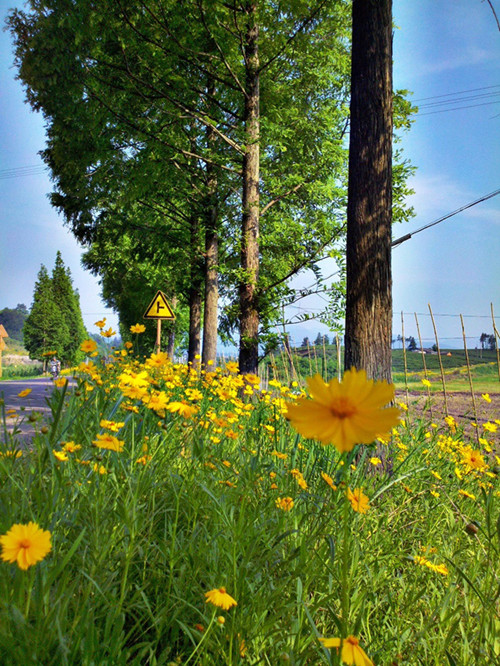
[0,364,44,380]
[0,350,498,664]
[266,347,500,394]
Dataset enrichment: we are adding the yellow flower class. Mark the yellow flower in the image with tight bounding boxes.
[130,323,146,334]
[101,327,116,338]
[165,401,198,418]
[62,441,81,453]
[94,318,106,328]
[461,447,487,471]
[0,522,52,570]
[481,393,492,403]
[204,587,237,610]
[321,471,337,490]
[413,555,448,576]
[53,449,68,462]
[347,488,370,514]
[17,389,32,398]
[483,421,497,433]
[369,457,382,466]
[54,377,68,388]
[421,378,431,388]
[319,635,374,666]
[92,433,124,452]
[145,351,170,368]
[81,339,98,354]
[458,489,476,500]
[99,419,125,433]
[286,369,400,452]
[225,361,239,374]
[275,496,294,511]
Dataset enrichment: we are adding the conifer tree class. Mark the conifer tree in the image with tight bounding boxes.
[23,265,69,363]
[51,251,87,363]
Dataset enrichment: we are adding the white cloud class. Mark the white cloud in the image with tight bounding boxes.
[419,46,493,76]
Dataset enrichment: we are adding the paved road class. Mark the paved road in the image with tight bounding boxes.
[0,377,61,443]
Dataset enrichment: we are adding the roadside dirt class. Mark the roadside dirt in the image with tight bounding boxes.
[396,390,499,445]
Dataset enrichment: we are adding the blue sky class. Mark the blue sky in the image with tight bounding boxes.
[0,0,499,348]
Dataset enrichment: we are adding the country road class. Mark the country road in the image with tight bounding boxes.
[0,377,62,443]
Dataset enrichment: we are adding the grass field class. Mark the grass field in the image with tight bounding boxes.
[0,336,498,665]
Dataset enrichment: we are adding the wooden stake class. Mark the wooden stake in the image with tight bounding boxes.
[491,302,500,383]
[401,311,409,405]
[428,303,448,417]
[460,314,479,443]
[414,312,432,418]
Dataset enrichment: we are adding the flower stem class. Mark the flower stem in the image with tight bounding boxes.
[184,612,215,665]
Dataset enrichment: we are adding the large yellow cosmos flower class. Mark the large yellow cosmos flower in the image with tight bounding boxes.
[286,368,400,452]
[0,522,52,570]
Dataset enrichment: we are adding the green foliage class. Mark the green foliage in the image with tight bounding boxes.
[51,251,87,364]
[23,265,70,363]
[0,351,497,663]
[0,305,28,342]
[0,364,43,380]
[23,256,88,365]
[6,0,417,351]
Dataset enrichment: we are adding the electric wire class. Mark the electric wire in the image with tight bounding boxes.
[392,188,500,247]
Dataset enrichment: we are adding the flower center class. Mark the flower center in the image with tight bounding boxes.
[346,636,359,646]
[330,398,356,419]
[219,587,226,594]
[19,539,31,549]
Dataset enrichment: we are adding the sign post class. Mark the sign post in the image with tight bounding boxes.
[143,291,176,354]
[0,325,8,379]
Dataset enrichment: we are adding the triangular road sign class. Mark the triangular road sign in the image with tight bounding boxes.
[143,290,176,320]
[0,324,8,337]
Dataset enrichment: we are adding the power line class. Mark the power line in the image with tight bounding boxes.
[0,164,47,180]
[418,99,500,116]
[411,84,500,103]
[391,188,500,247]
[417,91,500,109]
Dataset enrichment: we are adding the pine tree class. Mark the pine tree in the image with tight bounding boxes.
[23,265,69,363]
[51,251,87,363]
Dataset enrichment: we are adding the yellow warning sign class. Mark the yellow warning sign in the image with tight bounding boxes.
[0,324,8,337]
[143,291,176,320]
[0,338,6,351]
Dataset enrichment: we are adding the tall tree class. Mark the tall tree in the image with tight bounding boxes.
[8,0,415,373]
[51,251,87,363]
[23,265,69,363]
[344,0,393,381]
[239,1,261,373]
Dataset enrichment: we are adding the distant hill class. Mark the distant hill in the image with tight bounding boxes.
[0,304,29,342]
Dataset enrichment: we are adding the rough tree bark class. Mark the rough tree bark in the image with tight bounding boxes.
[344,0,393,382]
[238,1,260,375]
[202,76,219,367]
[187,212,202,366]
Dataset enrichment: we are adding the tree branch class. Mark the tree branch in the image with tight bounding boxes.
[258,0,329,73]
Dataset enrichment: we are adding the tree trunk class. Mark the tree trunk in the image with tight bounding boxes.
[187,212,203,365]
[238,2,260,375]
[202,76,219,367]
[202,221,218,366]
[188,285,202,366]
[344,0,393,382]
